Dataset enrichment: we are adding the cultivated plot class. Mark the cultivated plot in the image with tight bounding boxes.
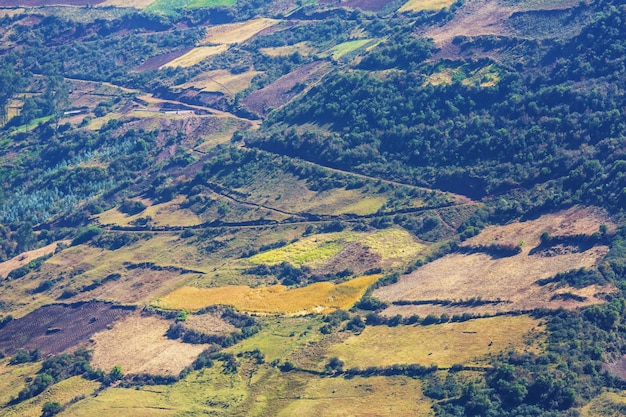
[326,315,543,369]
[375,207,616,316]
[89,313,208,376]
[154,274,381,314]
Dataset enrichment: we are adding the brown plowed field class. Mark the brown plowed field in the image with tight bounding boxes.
[0,302,134,356]
[242,61,331,117]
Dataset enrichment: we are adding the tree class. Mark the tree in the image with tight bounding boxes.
[41,402,62,417]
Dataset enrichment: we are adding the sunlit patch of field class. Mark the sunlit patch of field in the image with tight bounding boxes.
[0,361,40,406]
[63,365,250,416]
[277,376,433,417]
[227,316,324,363]
[327,315,543,369]
[580,391,626,417]
[94,196,203,227]
[249,228,425,269]
[62,386,177,417]
[426,64,501,87]
[260,42,316,57]
[329,39,374,60]
[203,18,279,45]
[364,228,426,267]
[89,313,208,376]
[193,117,246,152]
[154,274,382,314]
[375,207,615,316]
[161,45,229,68]
[249,231,358,268]
[42,234,212,290]
[398,0,455,12]
[176,69,261,96]
[0,240,70,279]
[1,376,100,417]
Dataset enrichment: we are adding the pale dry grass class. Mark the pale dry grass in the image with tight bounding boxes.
[155,274,381,314]
[0,240,70,279]
[94,195,203,227]
[203,18,279,45]
[71,269,192,305]
[277,376,433,417]
[89,313,208,376]
[399,0,455,12]
[327,315,543,368]
[176,69,261,95]
[375,207,616,316]
[580,391,626,417]
[260,42,315,57]
[183,313,237,334]
[1,376,100,417]
[161,45,229,68]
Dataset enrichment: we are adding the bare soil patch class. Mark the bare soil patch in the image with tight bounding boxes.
[89,313,207,376]
[242,61,331,117]
[423,0,513,45]
[374,207,616,316]
[0,302,134,356]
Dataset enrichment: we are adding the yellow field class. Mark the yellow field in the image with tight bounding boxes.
[327,315,543,369]
[248,228,424,269]
[278,376,433,417]
[203,18,279,45]
[375,207,615,316]
[2,376,100,417]
[249,231,357,268]
[89,314,208,376]
[63,365,249,417]
[177,69,261,95]
[161,45,229,68]
[0,361,40,406]
[154,274,381,314]
[94,196,203,227]
[363,228,426,267]
[580,391,626,416]
[399,0,456,12]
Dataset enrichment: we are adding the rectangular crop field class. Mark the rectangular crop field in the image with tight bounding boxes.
[203,18,279,45]
[277,376,433,417]
[375,207,615,316]
[398,0,455,12]
[154,274,381,314]
[161,45,229,68]
[326,315,543,369]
